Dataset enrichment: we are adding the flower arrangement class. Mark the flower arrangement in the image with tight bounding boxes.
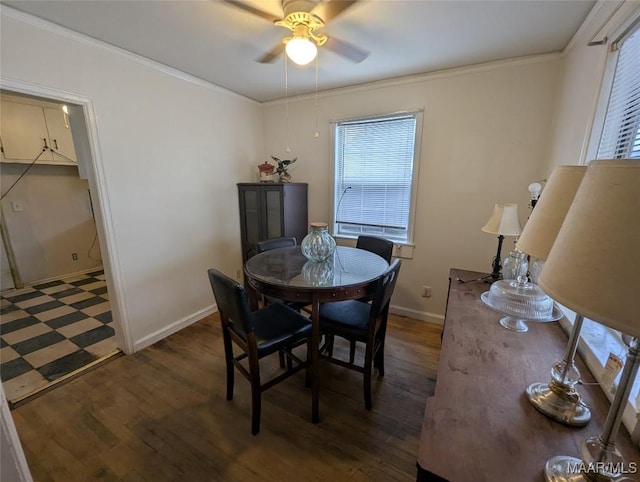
[271,156,297,183]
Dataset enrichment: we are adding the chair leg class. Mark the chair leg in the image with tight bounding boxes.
[305,338,312,388]
[376,343,385,377]
[373,337,385,376]
[364,368,372,410]
[226,359,234,401]
[349,340,356,364]
[222,332,234,401]
[249,354,261,435]
[278,350,286,368]
[363,347,373,410]
[326,334,335,356]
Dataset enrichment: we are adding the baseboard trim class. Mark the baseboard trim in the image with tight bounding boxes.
[133,304,217,352]
[390,305,444,325]
[132,302,441,353]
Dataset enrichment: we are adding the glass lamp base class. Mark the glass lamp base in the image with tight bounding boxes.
[499,316,528,332]
[526,382,591,427]
[544,456,590,482]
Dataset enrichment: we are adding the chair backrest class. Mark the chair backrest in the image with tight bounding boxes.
[207,268,253,338]
[256,237,297,253]
[356,235,394,263]
[370,259,402,319]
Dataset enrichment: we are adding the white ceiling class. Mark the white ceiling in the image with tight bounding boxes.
[2,0,596,103]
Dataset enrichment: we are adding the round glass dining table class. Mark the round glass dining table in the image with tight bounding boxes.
[244,245,389,423]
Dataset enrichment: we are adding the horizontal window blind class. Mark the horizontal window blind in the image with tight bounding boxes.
[334,114,417,243]
[597,26,640,159]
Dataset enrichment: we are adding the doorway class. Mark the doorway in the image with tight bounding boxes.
[0,83,124,404]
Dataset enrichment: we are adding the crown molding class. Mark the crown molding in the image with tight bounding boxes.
[263,52,562,106]
[0,5,259,106]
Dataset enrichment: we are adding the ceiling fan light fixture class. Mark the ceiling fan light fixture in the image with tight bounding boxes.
[285,35,317,66]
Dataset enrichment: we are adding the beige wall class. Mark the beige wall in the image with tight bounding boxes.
[262,57,561,321]
[546,1,640,173]
[1,9,263,351]
[1,163,101,286]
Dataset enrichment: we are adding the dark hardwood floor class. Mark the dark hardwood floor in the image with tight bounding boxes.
[11,312,442,481]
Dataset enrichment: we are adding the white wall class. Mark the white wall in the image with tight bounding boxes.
[547,1,640,172]
[1,9,263,350]
[0,163,102,285]
[262,57,561,320]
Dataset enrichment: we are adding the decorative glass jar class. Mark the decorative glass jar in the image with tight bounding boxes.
[503,250,528,282]
[302,259,334,286]
[301,222,336,262]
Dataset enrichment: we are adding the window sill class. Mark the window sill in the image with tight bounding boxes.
[333,235,415,259]
[558,305,639,441]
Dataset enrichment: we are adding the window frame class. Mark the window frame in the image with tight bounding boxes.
[586,20,640,162]
[575,19,640,439]
[330,110,424,248]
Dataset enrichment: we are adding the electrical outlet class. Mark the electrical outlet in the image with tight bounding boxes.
[72,253,78,261]
[10,201,23,212]
[422,285,432,298]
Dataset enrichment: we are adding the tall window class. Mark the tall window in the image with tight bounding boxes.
[579,21,640,428]
[596,25,640,160]
[333,112,421,244]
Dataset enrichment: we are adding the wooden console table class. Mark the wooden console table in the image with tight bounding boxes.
[416,268,639,482]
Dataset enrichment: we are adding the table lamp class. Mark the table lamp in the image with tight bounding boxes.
[481,203,522,281]
[516,166,590,427]
[537,159,640,482]
[529,182,542,209]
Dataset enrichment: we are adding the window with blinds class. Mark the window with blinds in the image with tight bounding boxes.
[596,25,640,159]
[333,113,420,243]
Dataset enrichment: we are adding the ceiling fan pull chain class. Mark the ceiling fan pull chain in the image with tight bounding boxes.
[285,53,291,154]
[314,53,319,139]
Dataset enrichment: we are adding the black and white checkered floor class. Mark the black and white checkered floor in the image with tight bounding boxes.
[0,269,118,403]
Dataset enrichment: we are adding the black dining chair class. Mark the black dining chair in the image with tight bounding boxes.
[256,237,310,367]
[207,268,312,435]
[256,237,297,253]
[318,259,402,410]
[356,235,394,263]
[326,234,394,361]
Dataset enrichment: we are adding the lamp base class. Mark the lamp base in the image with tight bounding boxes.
[499,316,528,332]
[526,381,591,427]
[544,456,589,482]
[544,454,634,482]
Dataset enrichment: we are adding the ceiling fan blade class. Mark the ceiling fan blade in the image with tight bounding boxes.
[312,0,359,23]
[222,0,281,23]
[324,36,369,63]
[257,42,285,63]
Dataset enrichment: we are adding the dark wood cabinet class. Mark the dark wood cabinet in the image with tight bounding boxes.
[237,183,308,264]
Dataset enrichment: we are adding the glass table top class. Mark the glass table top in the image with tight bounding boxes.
[245,246,389,289]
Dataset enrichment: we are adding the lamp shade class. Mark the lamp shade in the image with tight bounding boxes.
[481,203,522,236]
[538,159,640,337]
[516,166,586,260]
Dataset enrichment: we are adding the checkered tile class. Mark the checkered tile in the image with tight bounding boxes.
[0,270,117,402]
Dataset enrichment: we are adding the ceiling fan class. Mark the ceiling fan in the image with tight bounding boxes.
[223,0,369,66]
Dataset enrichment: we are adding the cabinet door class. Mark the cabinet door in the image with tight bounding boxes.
[239,187,262,260]
[262,186,283,239]
[43,107,76,163]
[0,101,53,161]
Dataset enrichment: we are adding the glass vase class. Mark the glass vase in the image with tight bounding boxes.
[302,259,334,286]
[301,222,336,262]
[503,250,528,283]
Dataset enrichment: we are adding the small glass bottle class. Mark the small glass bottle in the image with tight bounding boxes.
[301,222,336,262]
[503,250,528,282]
